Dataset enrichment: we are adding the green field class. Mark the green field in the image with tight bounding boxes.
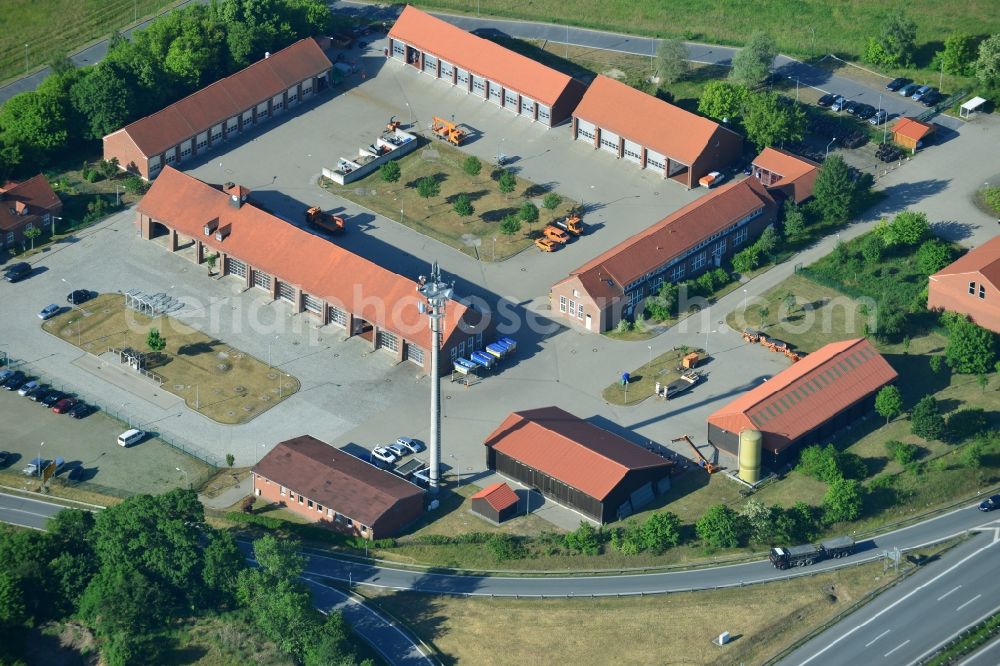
[0,0,175,83]
[414,0,1000,67]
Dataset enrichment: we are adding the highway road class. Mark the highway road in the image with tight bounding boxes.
[778,526,1000,666]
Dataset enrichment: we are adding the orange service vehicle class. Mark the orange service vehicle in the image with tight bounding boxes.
[543,225,570,244]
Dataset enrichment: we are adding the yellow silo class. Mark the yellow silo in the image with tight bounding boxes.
[738,429,763,484]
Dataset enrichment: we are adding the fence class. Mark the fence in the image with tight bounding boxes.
[1,354,221,469]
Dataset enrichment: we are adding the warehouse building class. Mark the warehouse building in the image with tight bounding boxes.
[253,435,425,539]
[484,407,674,523]
[707,338,898,468]
[103,38,333,180]
[551,177,778,332]
[136,167,483,372]
[387,6,586,127]
[928,235,1000,333]
[749,147,820,204]
[571,75,742,188]
[469,482,519,524]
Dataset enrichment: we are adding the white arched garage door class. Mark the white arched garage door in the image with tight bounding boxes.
[576,119,596,141]
[646,150,666,173]
[623,139,642,164]
[599,129,620,155]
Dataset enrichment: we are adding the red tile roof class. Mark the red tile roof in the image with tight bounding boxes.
[707,338,898,453]
[752,147,820,203]
[564,178,777,299]
[484,407,673,501]
[0,174,62,232]
[388,6,577,106]
[470,482,519,512]
[137,167,471,349]
[253,435,423,527]
[892,117,935,142]
[931,235,1000,291]
[572,75,737,164]
[105,38,331,158]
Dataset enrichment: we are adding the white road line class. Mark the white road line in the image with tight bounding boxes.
[865,629,890,647]
[913,602,1000,664]
[884,640,910,657]
[797,537,999,665]
[937,585,962,601]
[3,507,54,519]
[957,594,983,612]
[959,633,1000,664]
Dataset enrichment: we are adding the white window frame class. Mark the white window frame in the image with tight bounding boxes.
[559,295,567,313]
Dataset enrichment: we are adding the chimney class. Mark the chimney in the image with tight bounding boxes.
[203,217,219,236]
[224,182,250,209]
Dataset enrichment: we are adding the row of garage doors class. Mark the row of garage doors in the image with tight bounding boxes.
[575,119,676,173]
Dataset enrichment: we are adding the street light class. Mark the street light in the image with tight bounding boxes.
[743,288,748,311]
[51,216,62,236]
[497,137,505,166]
[176,467,190,489]
[647,345,652,367]
[121,402,131,428]
[38,441,44,479]
[450,454,461,486]
[417,261,454,494]
[24,44,28,73]
[405,102,412,127]
[492,237,497,261]
[267,334,279,369]
[825,137,837,158]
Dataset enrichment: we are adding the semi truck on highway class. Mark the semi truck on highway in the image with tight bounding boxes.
[769,536,855,569]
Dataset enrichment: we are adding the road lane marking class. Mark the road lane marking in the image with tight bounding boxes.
[957,594,983,612]
[865,629,890,647]
[884,640,910,657]
[959,632,1000,664]
[938,585,962,601]
[913,602,1000,663]
[4,507,54,519]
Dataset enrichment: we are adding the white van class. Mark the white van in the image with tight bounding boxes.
[117,429,145,447]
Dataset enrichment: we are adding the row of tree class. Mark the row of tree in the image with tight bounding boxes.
[0,0,334,181]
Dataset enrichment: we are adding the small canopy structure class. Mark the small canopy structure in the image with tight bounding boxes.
[960,96,987,118]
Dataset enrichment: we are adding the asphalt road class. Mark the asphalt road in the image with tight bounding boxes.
[779,526,1000,666]
[0,491,65,530]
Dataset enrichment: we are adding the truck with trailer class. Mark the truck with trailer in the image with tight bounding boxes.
[769,536,856,569]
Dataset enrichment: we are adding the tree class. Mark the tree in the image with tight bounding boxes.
[518,201,539,225]
[812,155,855,224]
[146,328,166,352]
[916,239,954,275]
[640,512,682,552]
[99,157,120,180]
[756,225,779,255]
[205,252,218,275]
[939,33,977,76]
[379,160,400,182]
[797,444,843,483]
[696,504,747,549]
[729,30,777,88]
[823,478,864,523]
[864,11,917,68]
[23,226,41,250]
[563,522,601,555]
[944,316,996,375]
[740,499,773,544]
[885,440,920,465]
[645,281,679,320]
[656,38,687,85]
[462,155,481,176]
[975,34,1000,84]
[911,395,946,441]
[201,530,243,607]
[452,193,473,217]
[70,61,139,139]
[742,91,807,149]
[732,245,762,274]
[78,567,174,637]
[697,81,749,122]
[878,210,929,247]
[0,571,28,627]
[499,214,521,236]
[122,174,149,195]
[875,385,903,424]
[782,201,806,239]
[961,440,984,472]
[0,90,70,157]
[758,305,770,328]
[416,176,439,199]
[302,613,356,666]
[542,192,562,216]
[861,233,884,264]
[498,169,517,197]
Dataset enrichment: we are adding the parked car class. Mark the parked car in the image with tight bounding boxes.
[899,83,920,96]
[3,371,27,391]
[854,104,876,120]
[886,77,911,92]
[38,304,60,320]
[371,446,398,464]
[830,95,847,111]
[911,85,933,101]
[22,456,46,476]
[29,386,53,402]
[817,93,837,107]
[117,429,145,447]
[17,380,40,397]
[396,437,425,454]
[869,109,889,125]
[68,402,94,419]
[3,262,31,282]
[67,289,94,305]
[979,494,1000,512]
[921,90,943,107]
[0,369,13,383]
[41,390,65,407]
[386,443,408,458]
[52,397,79,414]
[843,100,860,114]
[698,171,726,188]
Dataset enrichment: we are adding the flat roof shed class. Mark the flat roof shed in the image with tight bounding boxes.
[960,96,987,118]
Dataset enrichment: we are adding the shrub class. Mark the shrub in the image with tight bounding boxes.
[983,186,1000,215]
[916,239,955,275]
[695,504,747,549]
[498,169,517,196]
[379,160,400,182]
[797,444,843,483]
[416,176,440,199]
[616,318,633,333]
[564,522,601,555]
[518,201,539,224]
[911,395,946,441]
[462,155,481,176]
[452,194,473,217]
[542,192,562,212]
[499,214,521,236]
[485,534,525,561]
[823,478,864,523]
[885,440,920,465]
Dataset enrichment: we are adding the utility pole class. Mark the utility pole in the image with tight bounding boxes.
[418,262,453,494]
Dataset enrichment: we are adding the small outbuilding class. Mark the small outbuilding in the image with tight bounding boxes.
[891,117,935,154]
[960,96,987,119]
[469,482,519,524]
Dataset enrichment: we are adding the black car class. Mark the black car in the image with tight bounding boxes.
[40,390,65,407]
[68,402,93,419]
[979,494,1000,511]
[854,104,877,120]
[67,290,95,305]
[67,466,83,482]
[886,77,911,92]
[843,100,860,114]
[817,93,837,108]
[921,91,943,107]
[3,262,31,283]
[28,385,51,402]
[3,371,26,391]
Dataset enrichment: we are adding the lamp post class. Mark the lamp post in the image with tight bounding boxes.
[405,102,412,127]
[267,334,278,369]
[176,467,189,490]
[51,216,62,236]
[24,44,28,73]
[497,137,505,166]
[417,261,454,494]
[743,288,748,311]
[825,137,837,158]
[647,345,652,367]
[121,402,131,428]
[38,441,44,479]
[450,454,461,486]
[492,237,497,261]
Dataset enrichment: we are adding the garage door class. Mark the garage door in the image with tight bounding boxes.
[286,85,298,105]
[277,281,296,303]
[377,330,399,354]
[537,104,551,123]
[392,40,405,59]
[179,139,193,160]
[577,119,596,141]
[471,75,486,97]
[164,147,177,164]
[457,68,470,87]
[226,117,238,133]
[520,96,535,117]
[504,89,518,110]
[488,81,502,105]
[301,81,313,97]
[253,270,271,291]
[646,149,666,172]
[440,60,454,80]
[242,110,253,128]
[303,293,322,314]
[256,102,268,118]
[405,343,424,366]
[327,305,348,328]
[600,129,620,154]
[423,54,437,75]
[272,94,284,113]
[196,131,208,150]
[226,258,247,278]
[623,139,642,164]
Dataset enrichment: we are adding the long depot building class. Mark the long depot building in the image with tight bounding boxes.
[387,5,586,127]
[571,75,742,188]
[707,338,898,468]
[103,38,333,180]
[136,167,482,372]
[484,406,674,523]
